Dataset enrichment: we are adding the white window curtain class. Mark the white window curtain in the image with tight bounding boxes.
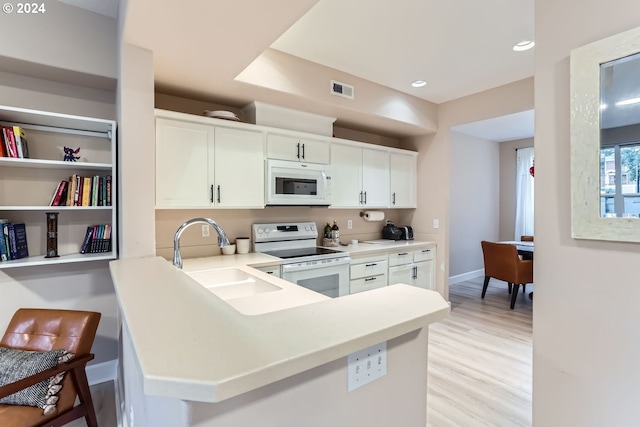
[515,147,535,240]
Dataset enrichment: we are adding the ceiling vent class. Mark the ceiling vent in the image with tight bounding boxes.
[330,80,354,100]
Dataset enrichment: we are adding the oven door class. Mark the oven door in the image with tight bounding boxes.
[281,256,350,297]
[266,159,332,206]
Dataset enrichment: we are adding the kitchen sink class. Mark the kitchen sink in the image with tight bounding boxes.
[186,268,282,301]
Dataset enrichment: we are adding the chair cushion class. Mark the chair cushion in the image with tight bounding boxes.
[0,347,73,415]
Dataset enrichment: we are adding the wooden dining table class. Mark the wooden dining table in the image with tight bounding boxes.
[499,240,534,258]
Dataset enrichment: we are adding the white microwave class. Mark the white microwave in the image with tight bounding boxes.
[266,159,332,206]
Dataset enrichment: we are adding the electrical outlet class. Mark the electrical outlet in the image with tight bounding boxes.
[433,219,439,229]
[202,225,210,237]
[347,220,353,229]
[347,341,387,391]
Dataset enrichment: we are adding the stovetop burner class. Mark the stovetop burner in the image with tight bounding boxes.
[262,247,343,260]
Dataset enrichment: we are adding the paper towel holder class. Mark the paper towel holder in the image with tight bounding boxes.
[360,211,385,221]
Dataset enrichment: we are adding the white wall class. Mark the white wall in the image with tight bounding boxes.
[0,1,117,80]
[449,131,500,279]
[534,1,640,426]
[0,8,119,365]
[0,73,118,364]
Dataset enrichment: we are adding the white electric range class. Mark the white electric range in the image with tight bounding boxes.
[252,222,350,297]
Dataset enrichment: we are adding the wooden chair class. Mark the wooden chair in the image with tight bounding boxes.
[481,241,533,309]
[0,308,101,427]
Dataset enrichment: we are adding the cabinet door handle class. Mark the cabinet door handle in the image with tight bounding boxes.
[392,192,396,205]
[217,185,221,203]
[359,191,363,204]
[363,191,367,205]
[412,266,418,280]
[365,263,378,267]
[301,143,305,159]
[365,277,377,282]
[296,142,300,159]
[210,185,214,203]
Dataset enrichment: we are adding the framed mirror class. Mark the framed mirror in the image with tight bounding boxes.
[570,25,640,242]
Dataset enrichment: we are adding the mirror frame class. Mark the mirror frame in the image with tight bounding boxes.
[570,25,640,242]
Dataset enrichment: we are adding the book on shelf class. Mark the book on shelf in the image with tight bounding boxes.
[49,180,69,206]
[12,126,29,158]
[0,219,8,261]
[81,176,91,206]
[80,224,112,254]
[0,133,5,157]
[11,223,29,259]
[2,127,18,158]
[0,222,29,261]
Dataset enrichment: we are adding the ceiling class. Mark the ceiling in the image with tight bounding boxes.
[61,0,536,140]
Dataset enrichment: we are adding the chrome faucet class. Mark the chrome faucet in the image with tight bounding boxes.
[173,217,230,269]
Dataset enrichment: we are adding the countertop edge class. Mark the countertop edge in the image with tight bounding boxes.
[110,255,449,403]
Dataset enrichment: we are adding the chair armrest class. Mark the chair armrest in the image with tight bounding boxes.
[0,353,94,399]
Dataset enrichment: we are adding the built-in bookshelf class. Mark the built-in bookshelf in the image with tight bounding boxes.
[0,105,116,269]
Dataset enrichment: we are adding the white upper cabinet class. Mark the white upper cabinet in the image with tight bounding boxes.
[389,151,417,208]
[267,133,330,164]
[330,141,389,208]
[213,127,264,208]
[155,113,265,209]
[329,144,362,207]
[156,118,212,208]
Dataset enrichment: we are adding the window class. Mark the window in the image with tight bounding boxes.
[600,142,640,217]
[515,147,534,239]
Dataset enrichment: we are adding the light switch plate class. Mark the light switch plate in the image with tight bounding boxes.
[347,342,387,391]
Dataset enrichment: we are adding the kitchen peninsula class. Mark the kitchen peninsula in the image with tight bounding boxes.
[110,253,449,427]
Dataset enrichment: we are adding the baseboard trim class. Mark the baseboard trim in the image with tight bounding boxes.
[87,359,118,386]
[449,269,484,285]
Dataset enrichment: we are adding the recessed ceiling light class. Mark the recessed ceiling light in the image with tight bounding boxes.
[513,40,535,52]
[411,80,427,88]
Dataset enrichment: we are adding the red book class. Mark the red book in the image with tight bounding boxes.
[51,181,68,206]
[2,127,18,158]
[0,131,6,157]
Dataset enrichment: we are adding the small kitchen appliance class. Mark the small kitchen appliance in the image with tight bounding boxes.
[381,220,403,240]
[252,222,350,297]
[265,160,332,206]
[399,226,414,240]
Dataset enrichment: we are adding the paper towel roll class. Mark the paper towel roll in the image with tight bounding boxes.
[363,211,385,221]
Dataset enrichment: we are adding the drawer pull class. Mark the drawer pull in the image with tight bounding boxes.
[365,263,378,267]
[398,252,409,256]
[422,249,431,253]
[365,277,377,282]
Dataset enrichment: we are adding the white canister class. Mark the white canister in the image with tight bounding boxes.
[236,237,250,254]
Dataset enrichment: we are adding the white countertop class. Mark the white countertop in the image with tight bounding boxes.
[323,239,436,256]
[109,252,448,403]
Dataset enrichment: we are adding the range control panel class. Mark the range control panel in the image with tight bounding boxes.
[252,222,318,243]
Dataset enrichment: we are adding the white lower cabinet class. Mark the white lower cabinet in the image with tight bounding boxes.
[349,254,388,294]
[387,247,435,291]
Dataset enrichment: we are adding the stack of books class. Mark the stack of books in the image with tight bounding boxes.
[80,224,112,254]
[0,219,29,262]
[50,174,112,207]
[0,126,29,158]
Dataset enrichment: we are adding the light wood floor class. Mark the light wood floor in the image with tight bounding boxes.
[427,277,533,427]
[68,277,532,427]
[66,380,117,427]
